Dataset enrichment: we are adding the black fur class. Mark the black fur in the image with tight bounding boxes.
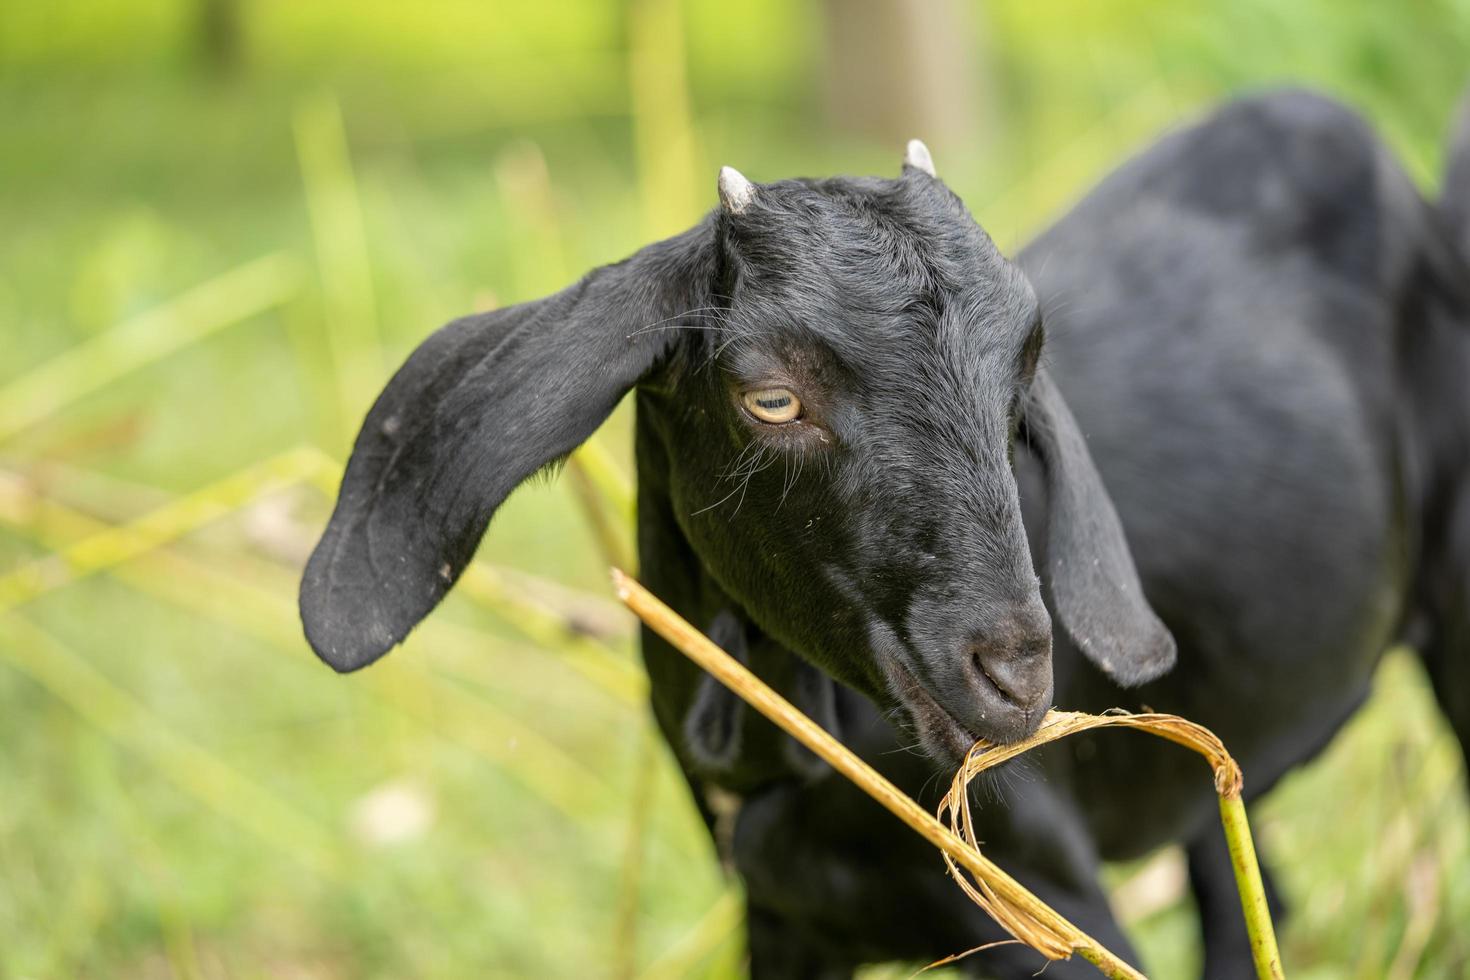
[300,89,1470,977]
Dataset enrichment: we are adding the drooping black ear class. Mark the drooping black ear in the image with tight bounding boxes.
[1021,370,1176,686]
[301,225,711,672]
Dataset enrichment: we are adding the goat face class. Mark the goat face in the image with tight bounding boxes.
[649,169,1054,752]
[298,150,1174,764]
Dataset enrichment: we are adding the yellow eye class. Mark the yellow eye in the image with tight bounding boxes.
[742,387,802,424]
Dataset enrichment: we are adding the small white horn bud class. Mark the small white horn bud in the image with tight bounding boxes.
[904,138,936,177]
[718,166,755,213]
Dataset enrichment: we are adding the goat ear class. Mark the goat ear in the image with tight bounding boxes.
[1021,370,1177,686]
[300,227,709,672]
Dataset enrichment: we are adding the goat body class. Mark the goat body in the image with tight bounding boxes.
[300,89,1470,978]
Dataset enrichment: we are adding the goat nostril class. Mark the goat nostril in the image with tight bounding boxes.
[970,648,1014,703]
[966,637,1051,711]
[970,647,998,685]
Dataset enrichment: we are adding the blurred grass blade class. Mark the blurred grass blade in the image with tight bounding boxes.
[494,139,570,292]
[637,888,744,980]
[566,454,635,573]
[629,0,703,237]
[0,454,647,703]
[85,738,207,980]
[612,719,660,979]
[0,614,343,877]
[35,868,110,978]
[0,253,301,443]
[0,446,324,612]
[295,92,384,440]
[0,477,632,823]
[571,435,636,526]
[376,649,616,817]
[449,560,646,695]
[134,555,620,819]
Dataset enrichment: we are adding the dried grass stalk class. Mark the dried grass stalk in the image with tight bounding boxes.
[939,712,1282,979]
[612,569,1286,979]
[614,570,1144,978]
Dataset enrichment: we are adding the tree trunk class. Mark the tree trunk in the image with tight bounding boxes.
[820,0,989,154]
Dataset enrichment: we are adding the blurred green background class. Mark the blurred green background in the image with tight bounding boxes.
[2,1,1469,977]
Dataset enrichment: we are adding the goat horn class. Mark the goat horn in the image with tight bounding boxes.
[718,166,756,213]
[904,138,936,177]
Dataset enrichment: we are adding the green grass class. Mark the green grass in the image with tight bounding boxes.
[2,1,1469,976]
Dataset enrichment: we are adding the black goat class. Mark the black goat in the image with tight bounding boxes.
[299,89,1470,978]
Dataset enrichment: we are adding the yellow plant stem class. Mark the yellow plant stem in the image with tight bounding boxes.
[1219,794,1285,979]
[614,569,1287,979]
[612,569,1144,979]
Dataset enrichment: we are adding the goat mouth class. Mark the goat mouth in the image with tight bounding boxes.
[878,654,985,765]
[877,649,1046,766]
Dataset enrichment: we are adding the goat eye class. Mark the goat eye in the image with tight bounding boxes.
[742,388,802,424]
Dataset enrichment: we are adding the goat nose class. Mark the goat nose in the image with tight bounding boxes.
[963,611,1054,712]
[968,640,1051,709]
